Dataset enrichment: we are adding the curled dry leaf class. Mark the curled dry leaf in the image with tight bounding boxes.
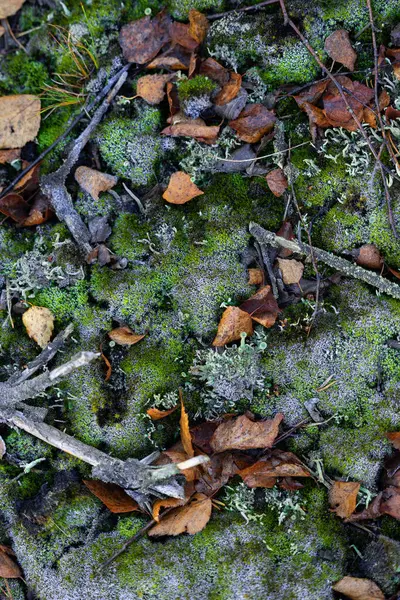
[248,268,264,286]
[136,73,174,105]
[152,496,187,522]
[0,0,25,19]
[119,11,171,64]
[329,481,360,519]
[276,258,304,285]
[332,576,384,600]
[210,412,283,453]
[166,82,180,116]
[229,103,276,143]
[266,168,288,197]
[83,480,139,513]
[0,545,22,579]
[147,406,177,420]
[214,72,242,106]
[148,492,212,536]
[276,221,295,258]
[352,244,383,270]
[0,95,41,149]
[22,306,54,349]
[147,51,190,71]
[239,285,280,328]
[189,9,209,44]
[161,120,220,144]
[0,435,5,459]
[212,306,253,346]
[108,327,145,346]
[324,29,357,71]
[75,166,117,201]
[323,78,374,131]
[239,449,310,488]
[386,105,400,123]
[163,171,204,205]
[180,395,194,458]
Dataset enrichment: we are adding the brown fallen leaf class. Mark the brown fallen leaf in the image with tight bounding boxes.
[229,103,276,143]
[214,72,242,106]
[166,82,180,117]
[332,576,384,600]
[345,492,383,522]
[161,120,220,144]
[22,306,54,349]
[302,102,331,129]
[0,193,30,223]
[276,221,295,258]
[324,29,357,71]
[152,496,187,522]
[386,431,400,449]
[158,447,199,482]
[329,481,360,519]
[119,11,171,64]
[386,105,400,123]
[136,73,174,105]
[323,78,374,131]
[147,406,177,420]
[195,451,251,496]
[101,349,112,382]
[212,306,254,346]
[248,268,264,286]
[75,166,117,201]
[266,168,288,197]
[0,95,41,149]
[239,285,280,328]
[83,480,139,513]
[0,545,22,579]
[180,393,194,458]
[210,413,283,453]
[239,449,310,488]
[190,420,221,455]
[148,492,212,536]
[169,22,198,52]
[352,244,383,270]
[163,171,204,205]
[147,51,190,71]
[189,9,209,44]
[293,80,329,109]
[199,57,229,85]
[0,435,5,459]
[0,148,20,164]
[380,486,400,519]
[22,192,53,227]
[14,161,41,194]
[0,0,25,19]
[108,327,145,346]
[276,258,304,285]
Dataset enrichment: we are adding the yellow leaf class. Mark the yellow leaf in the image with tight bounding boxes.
[22,306,54,349]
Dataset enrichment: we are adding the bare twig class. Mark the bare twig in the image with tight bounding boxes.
[208,0,279,21]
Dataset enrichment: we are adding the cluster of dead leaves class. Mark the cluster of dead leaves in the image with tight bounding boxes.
[85,403,311,537]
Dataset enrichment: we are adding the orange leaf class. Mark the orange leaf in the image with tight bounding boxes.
[248,268,264,286]
[180,392,194,458]
[332,576,384,600]
[329,481,360,519]
[210,413,283,453]
[75,166,117,201]
[163,171,204,205]
[386,431,400,449]
[152,496,187,522]
[188,9,209,44]
[214,72,242,106]
[239,450,310,488]
[239,285,280,329]
[136,73,174,105]
[161,121,220,144]
[83,480,139,513]
[108,327,145,346]
[212,306,253,346]
[148,492,212,536]
[147,406,177,420]
[0,546,22,579]
[266,168,288,197]
[0,148,20,164]
[229,104,276,143]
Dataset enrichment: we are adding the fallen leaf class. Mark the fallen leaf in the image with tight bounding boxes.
[119,11,171,64]
[353,244,383,270]
[293,80,329,109]
[0,435,5,459]
[329,481,360,519]
[386,431,400,449]
[147,51,190,71]
[229,103,276,143]
[302,102,331,129]
[200,57,229,85]
[266,168,288,197]
[0,148,20,164]
[75,166,117,201]
[152,496,187,522]
[210,413,283,453]
[0,0,25,19]
[323,78,374,131]
[163,171,204,205]
[166,82,180,116]
[180,394,194,458]
[332,576,384,600]
[22,192,53,227]
[0,545,22,579]
[169,22,198,52]
[14,161,41,193]
[190,420,221,454]
[83,480,139,513]
[101,350,112,382]
[108,327,145,346]
[240,285,280,328]
[22,306,54,349]
[148,492,212,536]
[248,268,264,285]
[214,72,242,106]
[189,9,209,44]
[214,87,248,121]
[147,406,177,420]
[324,30,357,71]
[158,446,198,482]
[345,492,383,522]
[276,221,295,258]
[195,451,250,496]
[212,306,254,346]
[136,73,174,105]
[161,120,220,144]
[276,258,304,285]
[0,95,41,149]
[239,449,310,488]
[0,193,30,223]
[380,486,400,519]
[386,105,400,123]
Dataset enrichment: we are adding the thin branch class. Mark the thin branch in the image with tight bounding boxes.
[208,0,279,21]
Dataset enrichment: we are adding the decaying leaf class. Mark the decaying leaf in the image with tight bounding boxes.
[229,103,276,143]
[163,171,204,205]
[22,306,54,349]
[240,285,280,328]
[0,0,25,19]
[188,9,209,44]
[210,413,283,453]
[248,268,264,286]
[0,545,22,579]
[276,258,304,285]
[108,327,145,346]
[75,166,117,201]
[386,431,400,450]
[180,394,194,458]
[0,95,41,149]
[352,244,383,270]
[83,480,139,513]
[152,496,187,522]
[148,492,212,536]
[195,451,250,496]
[0,148,20,164]
[293,80,329,109]
[0,435,5,459]
[379,486,400,519]
[324,30,357,71]
[147,406,177,420]
[199,57,229,85]
[214,72,242,106]
[239,449,310,488]
[332,576,384,600]
[0,193,30,223]
[323,78,374,131]
[276,221,295,258]
[119,11,171,64]
[136,73,175,105]
[161,120,220,144]
[266,168,288,197]
[345,492,383,522]
[212,306,254,346]
[22,192,53,227]
[329,481,360,519]
[147,51,190,71]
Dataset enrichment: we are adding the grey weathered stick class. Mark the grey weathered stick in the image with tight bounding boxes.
[250,222,400,299]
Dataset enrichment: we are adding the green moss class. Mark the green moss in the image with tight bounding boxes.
[108,213,151,261]
[37,108,75,173]
[34,281,89,323]
[370,205,400,266]
[0,52,49,95]
[177,75,216,100]
[168,0,225,19]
